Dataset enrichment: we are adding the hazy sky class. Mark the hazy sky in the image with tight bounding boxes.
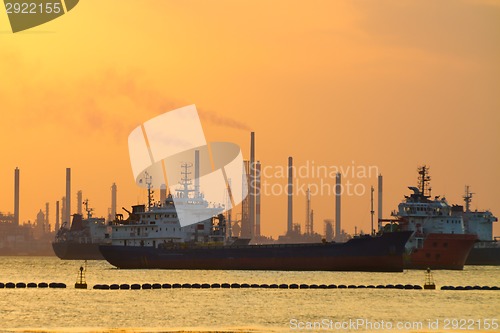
[1,0,499,237]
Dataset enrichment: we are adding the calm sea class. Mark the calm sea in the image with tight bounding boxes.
[0,257,498,333]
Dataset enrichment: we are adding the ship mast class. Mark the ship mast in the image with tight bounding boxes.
[83,199,93,219]
[417,165,431,198]
[144,172,154,210]
[177,163,194,199]
[463,185,474,213]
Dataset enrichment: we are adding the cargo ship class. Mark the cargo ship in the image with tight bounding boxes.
[99,168,412,272]
[52,200,110,260]
[452,187,499,265]
[381,166,477,270]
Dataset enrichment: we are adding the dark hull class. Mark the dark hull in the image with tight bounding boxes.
[466,245,500,265]
[99,231,412,272]
[405,233,477,270]
[52,242,104,260]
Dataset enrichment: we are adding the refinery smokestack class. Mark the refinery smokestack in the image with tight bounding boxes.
[255,161,261,237]
[45,202,49,232]
[14,167,20,226]
[194,149,200,198]
[249,132,255,238]
[160,184,166,205]
[335,173,341,240]
[55,200,60,231]
[377,174,383,231]
[65,168,71,223]
[287,156,293,235]
[77,190,82,215]
[61,196,66,224]
[111,183,117,218]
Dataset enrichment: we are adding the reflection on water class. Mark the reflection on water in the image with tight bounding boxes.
[0,257,498,333]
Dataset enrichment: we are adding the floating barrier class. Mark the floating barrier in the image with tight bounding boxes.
[2,281,498,291]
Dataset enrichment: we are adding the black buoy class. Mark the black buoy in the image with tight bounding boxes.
[16,282,27,288]
[251,284,260,288]
[413,285,423,290]
[6,282,15,288]
[162,283,172,289]
[172,283,181,289]
[289,284,299,289]
[191,283,201,289]
[38,282,48,288]
[131,284,141,290]
[241,283,250,288]
[367,285,375,289]
[201,283,210,289]
[142,283,152,289]
[211,283,221,288]
[347,285,357,289]
[120,284,130,290]
[386,284,395,289]
[404,284,414,290]
[75,265,88,289]
[221,283,230,289]
[318,284,328,289]
[376,285,385,289]
[309,284,319,289]
[260,284,270,289]
[110,284,120,290]
[152,283,162,289]
[327,284,337,289]
[181,283,191,289]
[338,285,347,289]
[269,284,279,289]
[93,284,102,290]
[395,284,404,289]
[231,283,241,289]
[27,282,37,288]
[0,282,4,288]
[279,284,289,289]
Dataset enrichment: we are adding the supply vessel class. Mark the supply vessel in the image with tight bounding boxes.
[99,167,412,272]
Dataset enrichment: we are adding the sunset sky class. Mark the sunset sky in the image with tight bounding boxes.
[1,0,499,237]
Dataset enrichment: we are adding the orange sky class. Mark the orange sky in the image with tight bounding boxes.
[1,0,499,237]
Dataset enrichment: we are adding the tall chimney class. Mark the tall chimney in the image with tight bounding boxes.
[159,184,166,205]
[377,174,383,231]
[306,187,311,235]
[14,167,20,226]
[255,161,261,237]
[65,168,71,222]
[61,196,66,224]
[249,132,255,238]
[194,149,200,198]
[77,190,83,215]
[45,202,49,232]
[111,183,117,217]
[55,200,60,231]
[335,172,341,240]
[287,156,293,235]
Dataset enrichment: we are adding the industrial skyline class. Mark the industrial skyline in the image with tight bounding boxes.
[1,0,498,238]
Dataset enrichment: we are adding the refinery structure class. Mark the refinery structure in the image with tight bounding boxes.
[2,131,379,256]
[0,167,118,256]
